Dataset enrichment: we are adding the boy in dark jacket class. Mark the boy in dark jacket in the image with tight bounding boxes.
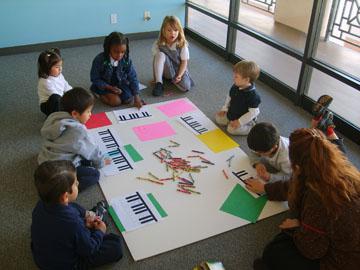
[31,160,122,269]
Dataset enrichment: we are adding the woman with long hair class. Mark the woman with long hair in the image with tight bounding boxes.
[255,128,360,270]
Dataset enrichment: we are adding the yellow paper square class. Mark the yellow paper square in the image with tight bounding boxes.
[197,129,239,153]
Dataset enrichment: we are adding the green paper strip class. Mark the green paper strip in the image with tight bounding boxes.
[147,193,168,217]
[220,184,267,223]
[108,206,126,232]
[124,144,143,162]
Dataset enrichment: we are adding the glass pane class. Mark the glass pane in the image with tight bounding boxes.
[307,69,360,128]
[315,0,360,80]
[237,0,315,52]
[188,8,228,48]
[235,30,301,89]
[189,0,230,18]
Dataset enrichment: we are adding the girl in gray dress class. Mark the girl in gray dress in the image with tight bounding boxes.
[152,16,194,96]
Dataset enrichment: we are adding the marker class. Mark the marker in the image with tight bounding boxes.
[222,169,229,180]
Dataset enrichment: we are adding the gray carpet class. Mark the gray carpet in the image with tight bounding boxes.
[1,38,359,270]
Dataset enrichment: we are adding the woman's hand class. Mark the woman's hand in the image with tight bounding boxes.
[279,218,300,229]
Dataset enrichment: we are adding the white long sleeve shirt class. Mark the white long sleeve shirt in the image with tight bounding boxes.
[249,136,292,182]
[37,73,72,104]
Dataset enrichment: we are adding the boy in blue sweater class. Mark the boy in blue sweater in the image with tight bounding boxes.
[31,160,122,269]
[215,60,261,135]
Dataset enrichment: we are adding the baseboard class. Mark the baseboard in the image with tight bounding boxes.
[0,31,159,56]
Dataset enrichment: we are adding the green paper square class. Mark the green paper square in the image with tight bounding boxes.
[124,144,143,162]
[108,206,125,232]
[220,184,267,223]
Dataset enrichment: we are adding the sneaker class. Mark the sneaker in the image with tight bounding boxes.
[312,94,333,118]
[317,111,335,133]
[91,200,109,224]
[152,82,164,96]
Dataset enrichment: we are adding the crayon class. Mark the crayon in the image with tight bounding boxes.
[192,150,205,154]
[183,188,201,195]
[222,169,229,179]
[137,177,164,185]
[177,189,191,194]
[148,172,160,180]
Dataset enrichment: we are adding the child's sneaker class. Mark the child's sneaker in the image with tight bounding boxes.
[317,111,335,133]
[152,82,164,96]
[91,200,109,224]
[312,94,333,118]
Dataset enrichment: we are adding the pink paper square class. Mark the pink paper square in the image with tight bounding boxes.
[85,112,112,129]
[133,121,176,141]
[156,99,196,117]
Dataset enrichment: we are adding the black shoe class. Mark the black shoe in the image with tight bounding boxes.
[152,82,164,96]
[317,111,335,133]
[91,200,109,224]
[312,94,333,118]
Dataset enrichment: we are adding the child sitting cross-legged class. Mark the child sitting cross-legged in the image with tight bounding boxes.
[215,60,261,136]
[31,160,122,269]
[38,87,111,191]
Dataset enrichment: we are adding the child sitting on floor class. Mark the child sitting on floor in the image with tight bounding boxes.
[90,31,143,108]
[37,48,72,116]
[152,15,194,96]
[38,87,110,191]
[215,60,261,135]
[31,160,122,269]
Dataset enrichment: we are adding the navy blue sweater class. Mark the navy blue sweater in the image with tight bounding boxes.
[227,83,261,121]
[90,52,139,95]
[31,201,104,270]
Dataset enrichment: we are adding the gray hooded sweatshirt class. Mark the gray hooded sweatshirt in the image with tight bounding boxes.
[38,111,105,168]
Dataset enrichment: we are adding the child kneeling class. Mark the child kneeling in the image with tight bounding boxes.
[31,160,122,269]
[215,60,261,136]
[38,87,110,191]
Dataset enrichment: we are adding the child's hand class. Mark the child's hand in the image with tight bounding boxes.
[229,120,240,129]
[255,163,270,181]
[173,75,182,84]
[106,86,122,94]
[134,96,143,109]
[85,212,96,228]
[104,157,112,165]
[279,218,300,230]
[244,178,265,194]
[93,217,107,233]
[217,111,226,117]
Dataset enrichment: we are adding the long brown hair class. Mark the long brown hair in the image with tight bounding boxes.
[288,128,360,218]
[157,15,186,48]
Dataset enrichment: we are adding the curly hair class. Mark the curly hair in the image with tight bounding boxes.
[103,31,129,62]
[157,16,187,48]
[288,128,360,218]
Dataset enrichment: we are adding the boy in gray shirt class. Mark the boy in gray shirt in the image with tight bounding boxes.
[38,87,110,191]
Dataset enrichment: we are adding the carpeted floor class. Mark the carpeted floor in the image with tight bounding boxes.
[0,37,359,270]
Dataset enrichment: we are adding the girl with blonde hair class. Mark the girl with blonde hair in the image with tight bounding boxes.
[152,15,194,96]
[254,128,360,270]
